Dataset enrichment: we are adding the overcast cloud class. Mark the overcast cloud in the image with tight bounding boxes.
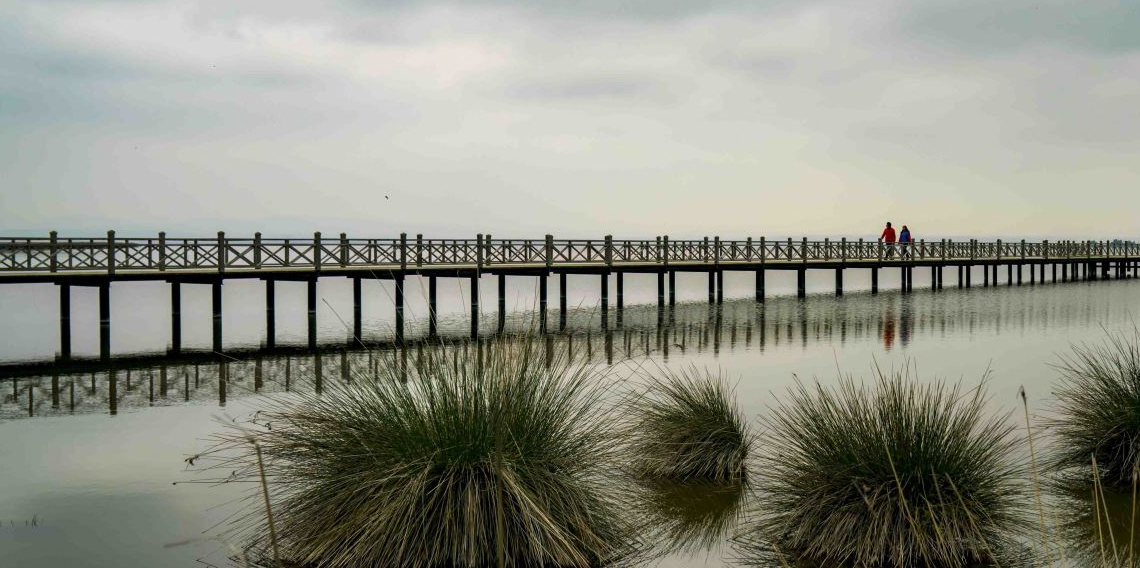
[1,0,1137,239]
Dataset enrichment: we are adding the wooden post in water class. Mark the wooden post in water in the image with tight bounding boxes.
[707,271,715,304]
[498,274,506,332]
[307,278,317,349]
[835,268,843,296]
[211,281,223,352]
[669,271,676,306]
[871,267,879,294]
[983,263,990,287]
[473,234,482,340]
[99,282,111,360]
[428,276,438,336]
[797,268,806,299]
[59,283,71,359]
[539,273,548,332]
[352,277,362,343]
[657,271,665,307]
[901,266,909,292]
[264,279,274,349]
[164,282,180,354]
[716,270,724,304]
[395,274,405,345]
[600,273,609,330]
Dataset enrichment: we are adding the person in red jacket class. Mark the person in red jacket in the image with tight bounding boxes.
[880,222,897,258]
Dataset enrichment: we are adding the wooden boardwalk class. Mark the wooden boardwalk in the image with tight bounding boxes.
[2,232,1137,361]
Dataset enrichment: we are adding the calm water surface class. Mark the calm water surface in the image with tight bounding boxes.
[1,268,1138,567]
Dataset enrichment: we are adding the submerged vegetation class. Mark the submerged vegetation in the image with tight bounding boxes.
[637,476,749,555]
[740,368,1028,568]
[1050,327,1140,488]
[627,367,752,482]
[199,336,641,568]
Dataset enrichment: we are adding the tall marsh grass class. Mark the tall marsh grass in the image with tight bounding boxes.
[627,367,752,482]
[739,368,1029,568]
[198,336,641,568]
[1051,327,1140,488]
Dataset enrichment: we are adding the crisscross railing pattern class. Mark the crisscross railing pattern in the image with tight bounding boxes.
[1,231,1135,275]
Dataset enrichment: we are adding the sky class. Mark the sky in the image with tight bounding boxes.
[1,0,1138,240]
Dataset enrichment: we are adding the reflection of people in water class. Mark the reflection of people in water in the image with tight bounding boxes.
[882,311,895,350]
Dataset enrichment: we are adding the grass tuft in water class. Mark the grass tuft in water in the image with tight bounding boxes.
[1050,327,1140,488]
[738,366,1028,568]
[627,366,752,483]
[199,335,641,568]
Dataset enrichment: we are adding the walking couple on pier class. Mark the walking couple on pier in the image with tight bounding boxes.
[880,222,912,259]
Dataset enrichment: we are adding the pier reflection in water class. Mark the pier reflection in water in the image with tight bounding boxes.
[3,279,1138,421]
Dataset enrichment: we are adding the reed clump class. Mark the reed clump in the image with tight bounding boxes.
[627,367,752,482]
[200,336,640,568]
[740,368,1028,568]
[1050,328,1140,488]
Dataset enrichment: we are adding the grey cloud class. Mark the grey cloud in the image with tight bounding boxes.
[506,73,667,100]
[899,0,1140,54]
[342,0,796,21]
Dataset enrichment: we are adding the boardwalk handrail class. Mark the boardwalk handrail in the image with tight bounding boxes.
[0,232,1136,274]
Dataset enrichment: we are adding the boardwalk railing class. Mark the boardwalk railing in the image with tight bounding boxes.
[0,231,1136,274]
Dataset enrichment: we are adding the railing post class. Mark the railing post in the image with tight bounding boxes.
[970,239,976,261]
[918,238,924,260]
[788,237,794,261]
[313,231,322,272]
[217,231,226,274]
[546,235,554,269]
[1043,239,1049,260]
[159,231,167,271]
[713,236,721,266]
[760,236,766,265]
[802,237,808,263]
[941,239,946,261]
[339,233,348,267]
[859,237,865,260]
[485,233,492,267]
[605,235,614,268]
[416,234,424,267]
[49,231,58,273]
[878,238,883,262]
[400,233,408,272]
[476,234,484,271]
[996,239,1002,262]
[663,235,670,268]
[703,236,710,263]
[824,237,830,261]
[253,232,261,269]
[746,237,753,261]
[1020,239,1026,261]
[841,237,847,263]
[107,230,116,275]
